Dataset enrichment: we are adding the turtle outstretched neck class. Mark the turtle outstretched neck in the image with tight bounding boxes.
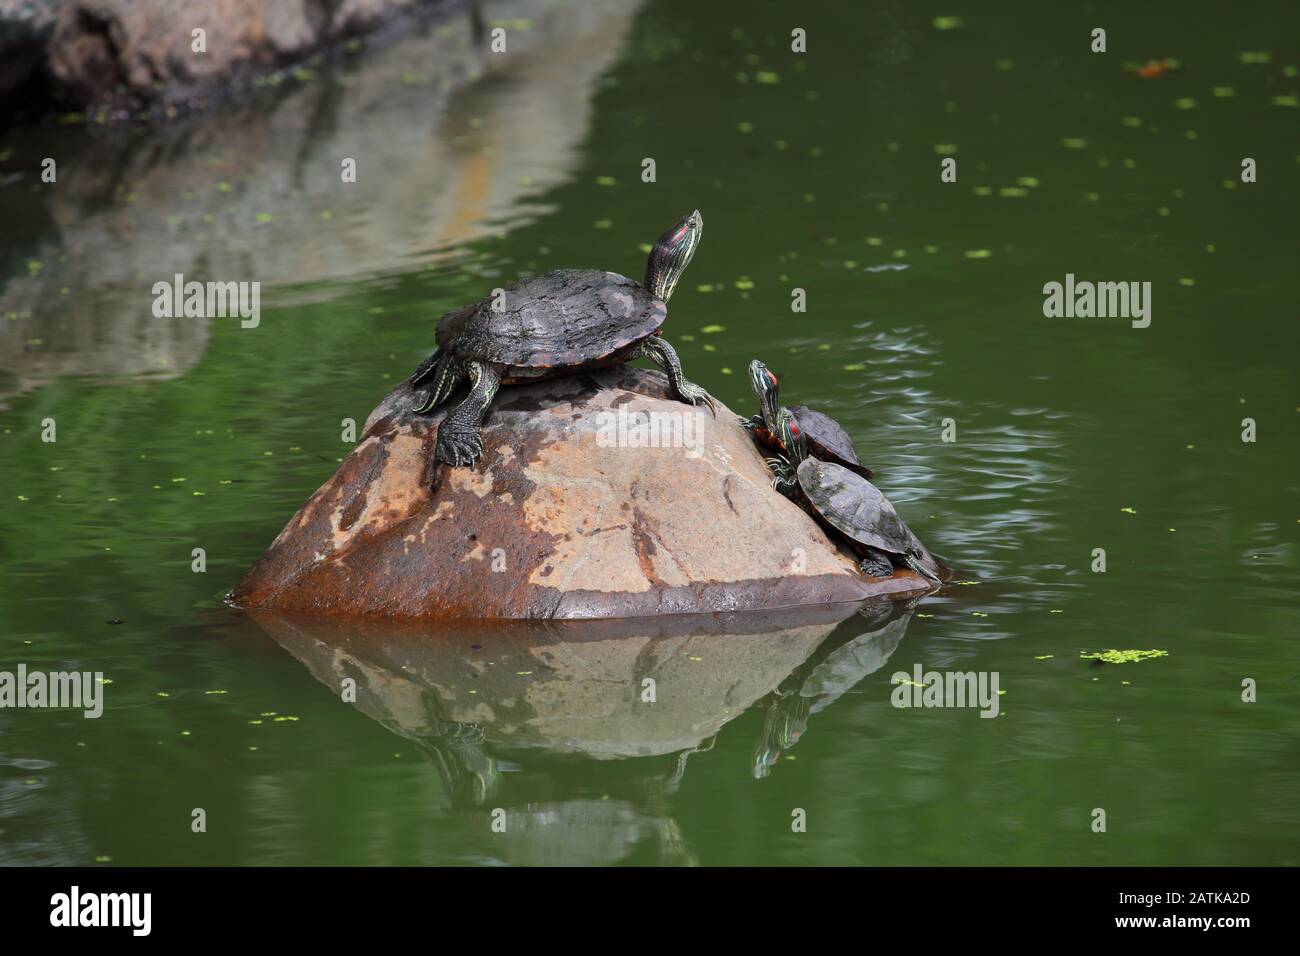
[644,209,702,301]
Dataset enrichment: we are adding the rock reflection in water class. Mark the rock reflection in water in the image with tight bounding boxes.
[0,0,644,406]
[249,599,916,865]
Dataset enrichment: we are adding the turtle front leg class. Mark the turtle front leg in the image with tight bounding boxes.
[765,454,799,496]
[637,336,716,415]
[435,361,501,467]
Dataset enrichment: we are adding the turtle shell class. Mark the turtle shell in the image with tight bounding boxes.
[790,404,873,479]
[796,458,931,563]
[436,269,666,369]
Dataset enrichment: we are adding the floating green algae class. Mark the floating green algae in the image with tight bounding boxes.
[1080,649,1169,664]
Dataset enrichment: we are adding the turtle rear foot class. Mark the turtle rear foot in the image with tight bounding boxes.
[413,353,468,414]
[857,551,894,578]
[409,348,441,387]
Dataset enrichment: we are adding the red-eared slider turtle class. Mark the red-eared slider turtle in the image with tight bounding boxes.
[410,210,714,466]
[741,359,873,479]
[769,407,940,584]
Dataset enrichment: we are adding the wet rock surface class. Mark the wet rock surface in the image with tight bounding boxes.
[3,0,447,106]
[229,366,933,621]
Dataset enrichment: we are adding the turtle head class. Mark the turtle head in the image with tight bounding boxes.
[773,406,807,464]
[747,359,780,428]
[645,209,702,302]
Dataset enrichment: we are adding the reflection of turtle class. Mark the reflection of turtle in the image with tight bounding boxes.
[751,685,813,779]
[418,723,499,806]
[410,210,714,466]
[769,408,941,584]
[741,359,873,479]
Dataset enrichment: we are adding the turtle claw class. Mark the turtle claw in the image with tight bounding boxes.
[671,376,716,416]
[679,384,717,417]
[412,389,437,415]
[435,428,483,468]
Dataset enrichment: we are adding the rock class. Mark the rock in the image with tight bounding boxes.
[0,0,59,100]
[228,366,932,620]
[42,0,442,109]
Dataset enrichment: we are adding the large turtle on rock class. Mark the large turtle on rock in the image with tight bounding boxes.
[768,406,941,586]
[409,210,714,467]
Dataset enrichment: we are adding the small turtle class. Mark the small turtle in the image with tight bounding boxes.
[410,210,714,466]
[768,407,941,585]
[740,359,873,479]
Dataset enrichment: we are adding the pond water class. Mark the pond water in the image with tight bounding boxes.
[0,0,1296,865]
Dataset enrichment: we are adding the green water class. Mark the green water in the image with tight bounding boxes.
[1,0,1297,865]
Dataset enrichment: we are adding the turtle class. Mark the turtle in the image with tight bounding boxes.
[767,406,941,585]
[409,210,715,466]
[740,359,873,480]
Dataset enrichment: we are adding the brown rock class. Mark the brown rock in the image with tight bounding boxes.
[228,366,932,620]
[44,0,433,108]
